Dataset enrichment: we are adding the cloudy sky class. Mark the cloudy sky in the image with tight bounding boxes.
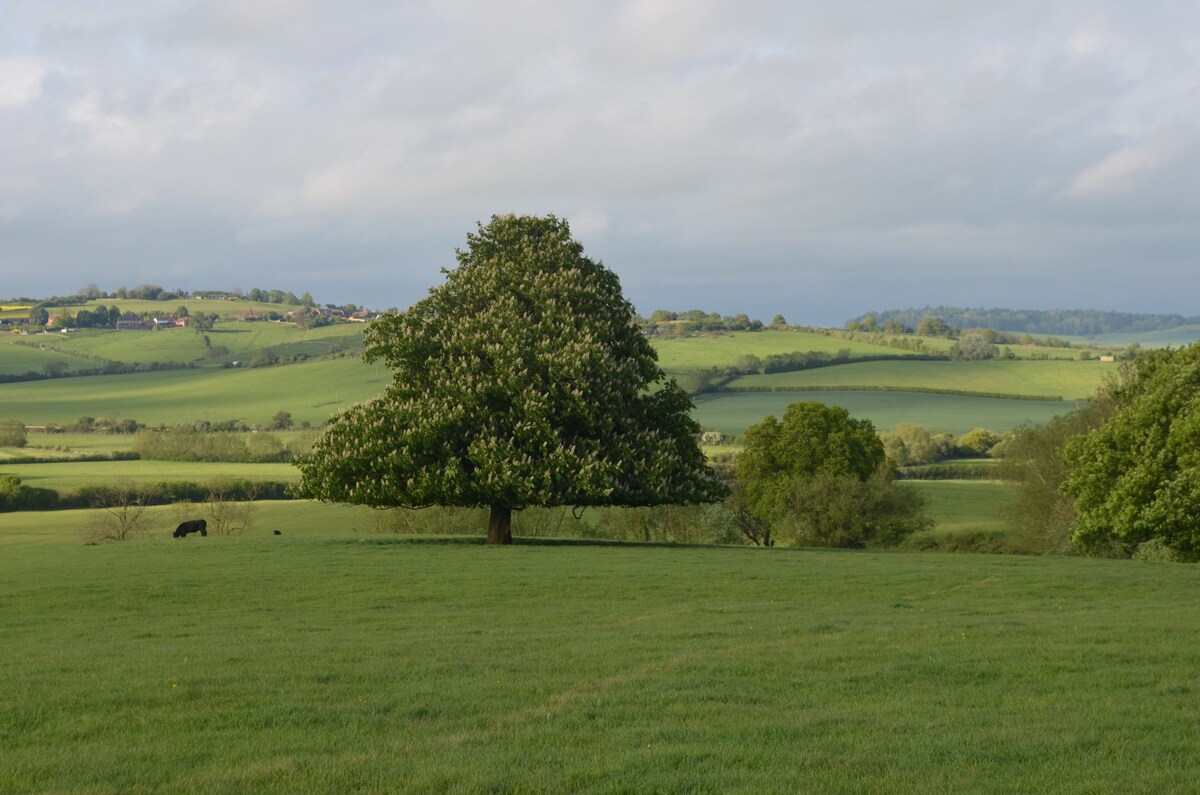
[2,1,1197,325]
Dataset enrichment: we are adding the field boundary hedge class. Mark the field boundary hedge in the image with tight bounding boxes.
[895,463,999,480]
[0,478,294,512]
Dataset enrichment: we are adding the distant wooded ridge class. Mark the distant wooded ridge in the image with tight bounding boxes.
[851,307,1200,336]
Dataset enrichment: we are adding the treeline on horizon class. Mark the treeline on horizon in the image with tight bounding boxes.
[852,307,1200,336]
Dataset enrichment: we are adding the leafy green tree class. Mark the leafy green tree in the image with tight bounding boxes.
[880,423,937,467]
[957,427,1001,457]
[735,402,929,547]
[0,419,27,448]
[916,315,952,337]
[949,332,999,361]
[995,406,1109,553]
[1062,344,1200,558]
[27,305,49,326]
[298,214,725,543]
[269,411,294,430]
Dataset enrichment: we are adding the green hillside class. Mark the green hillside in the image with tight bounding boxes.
[726,359,1115,400]
[650,330,922,374]
[693,390,1074,436]
[6,322,365,366]
[0,357,390,427]
[0,340,97,375]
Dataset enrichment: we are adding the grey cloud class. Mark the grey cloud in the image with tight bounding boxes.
[1,1,1197,323]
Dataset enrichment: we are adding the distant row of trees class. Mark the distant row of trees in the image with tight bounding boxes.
[641,309,787,333]
[851,306,1200,336]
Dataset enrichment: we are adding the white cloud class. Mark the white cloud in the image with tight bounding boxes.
[0,57,47,107]
[1,1,1199,322]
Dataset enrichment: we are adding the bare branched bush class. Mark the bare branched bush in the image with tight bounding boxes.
[204,477,256,536]
[81,479,156,543]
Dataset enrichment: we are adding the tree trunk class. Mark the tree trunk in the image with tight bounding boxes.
[487,504,513,545]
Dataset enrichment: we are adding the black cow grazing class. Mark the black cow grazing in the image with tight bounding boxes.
[173,519,207,538]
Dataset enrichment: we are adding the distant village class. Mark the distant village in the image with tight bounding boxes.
[1,285,382,333]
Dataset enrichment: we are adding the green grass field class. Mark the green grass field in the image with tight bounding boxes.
[726,359,1115,401]
[651,330,920,374]
[901,480,1011,534]
[1064,324,1200,349]
[0,460,300,492]
[2,508,1198,793]
[8,322,365,368]
[693,390,1075,436]
[0,337,99,375]
[0,357,390,427]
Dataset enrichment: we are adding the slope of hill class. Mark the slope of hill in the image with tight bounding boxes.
[0,357,389,427]
[724,359,1115,401]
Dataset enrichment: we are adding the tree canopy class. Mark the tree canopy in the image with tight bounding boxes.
[298,214,725,543]
[734,402,928,547]
[1062,343,1200,558]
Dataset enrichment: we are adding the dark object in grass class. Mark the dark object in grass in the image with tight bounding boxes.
[273,530,282,536]
[173,519,207,538]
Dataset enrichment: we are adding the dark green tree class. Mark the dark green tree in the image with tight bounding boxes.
[995,406,1110,554]
[0,419,27,448]
[27,305,49,327]
[1062,344,1200,558]
[298,214,726,543]
[916,315,952,337]
[736,402,929,547]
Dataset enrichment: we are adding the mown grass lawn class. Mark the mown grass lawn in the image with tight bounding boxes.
[2,505,1198,793]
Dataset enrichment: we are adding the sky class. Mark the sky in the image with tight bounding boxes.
[1,1,1197,326]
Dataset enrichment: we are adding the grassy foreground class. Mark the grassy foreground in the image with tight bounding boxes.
[3,508,1199,793]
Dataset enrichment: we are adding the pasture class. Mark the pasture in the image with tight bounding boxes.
[692,390,1075,437]
[650,330,918,374]
[726,359,1115,401]
[6,322,365,368]
[901,480,1011,535]
[0,460,299,492]
[2,509,1198,793]
[0,338,98,375]
[0,357,390,428]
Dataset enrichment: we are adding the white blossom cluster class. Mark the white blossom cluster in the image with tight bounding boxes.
[299,215,726,512]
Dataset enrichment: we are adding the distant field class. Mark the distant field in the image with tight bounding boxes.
[651,330,919,373]
[1068,325,1200,349]
[31,327,208,363]
[0,339,98,375]
[693,390,1075,436]
[901,479,1012,534]
[3,514,1199,792]
[72,297,304,319]
[12,322,365,367]
[726,359,1115,400]
[0,460,299,492]
[0,357,390,427]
